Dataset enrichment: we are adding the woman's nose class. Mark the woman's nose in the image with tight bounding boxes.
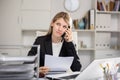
[58,26,63,30]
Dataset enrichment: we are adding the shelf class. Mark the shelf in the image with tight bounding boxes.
[22,29,48,32]
[96,48,120,51]
[74,29,95,32]
[96,30,120,33]
[96,11,120,14]
[78,48,95,51]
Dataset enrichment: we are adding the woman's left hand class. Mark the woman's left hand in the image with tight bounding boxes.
[39,66,50,75]
[64,28,73,42]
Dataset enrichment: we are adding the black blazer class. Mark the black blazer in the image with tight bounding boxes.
[28,34,82,71]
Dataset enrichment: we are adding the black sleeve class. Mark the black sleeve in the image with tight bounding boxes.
[65,42,82,71]
[28,37,40,56]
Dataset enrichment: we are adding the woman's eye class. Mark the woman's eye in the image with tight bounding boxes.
[56,23,61,26]
[63,26,67,29]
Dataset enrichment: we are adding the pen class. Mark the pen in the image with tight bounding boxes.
[106,63,109,73]
[100,64,106,74]
[100,64,104,70]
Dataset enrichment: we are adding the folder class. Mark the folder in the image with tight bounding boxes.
[90,9,95,30]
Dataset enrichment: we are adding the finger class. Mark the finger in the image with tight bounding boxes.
[66,29,72,36]
[39,67,50,73]
[42,69,50,74]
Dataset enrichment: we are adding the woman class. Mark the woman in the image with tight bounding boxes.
[28,12,82,77]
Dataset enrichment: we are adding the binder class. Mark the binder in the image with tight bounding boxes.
[96,13,111,31]
[89,9,95,30]
[96,33,111,49]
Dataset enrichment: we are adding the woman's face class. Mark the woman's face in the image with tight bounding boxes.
[51,18,69,38]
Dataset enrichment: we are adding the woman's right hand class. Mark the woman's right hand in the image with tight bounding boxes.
[39,66,50,77]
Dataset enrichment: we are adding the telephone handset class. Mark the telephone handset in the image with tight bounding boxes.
[61,26,70,41]
[61,32,66,39]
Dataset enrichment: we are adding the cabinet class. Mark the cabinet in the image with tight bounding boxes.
[95,11,120,59]
[0,0,21,56]
[0,48,21,57]
[0,0,21,45]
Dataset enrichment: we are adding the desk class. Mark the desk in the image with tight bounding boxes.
[38,78,45,80]
[38,72,120,80]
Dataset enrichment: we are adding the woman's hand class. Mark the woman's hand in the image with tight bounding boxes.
[39,66,50,77]
[64,28,73,42]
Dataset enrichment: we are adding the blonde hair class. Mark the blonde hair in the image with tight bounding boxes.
[46,12,72,35]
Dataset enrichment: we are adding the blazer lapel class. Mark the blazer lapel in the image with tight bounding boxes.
[44,35,53,55]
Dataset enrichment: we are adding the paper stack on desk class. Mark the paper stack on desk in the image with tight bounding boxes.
[0,64,35,80]
[0,55,38,80]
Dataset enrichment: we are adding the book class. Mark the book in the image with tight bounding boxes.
[113,0,120,11]
[110,0,115,11]
[102,0,107,11]
[73,19,79,29]
[105,0,110,11]
[98,0,105,11]
[119,2,120,11]
[97,1,101,10]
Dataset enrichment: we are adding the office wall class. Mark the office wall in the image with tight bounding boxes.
[0,0,92,45]
[51,0,92,20]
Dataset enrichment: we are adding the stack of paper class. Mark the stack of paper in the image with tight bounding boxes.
[0,55,38,80]
[0,64,34,80]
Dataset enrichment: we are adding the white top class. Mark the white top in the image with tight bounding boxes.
[52,42,63,57]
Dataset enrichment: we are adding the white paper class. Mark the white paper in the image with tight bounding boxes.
[0,64,35,72]
[46,71,80,79]
[0,56,36,62]
[45,55,74,72]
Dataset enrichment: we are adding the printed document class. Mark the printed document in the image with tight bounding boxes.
[45,55,74,73]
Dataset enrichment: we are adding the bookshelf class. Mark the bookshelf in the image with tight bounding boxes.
[92,0,120,59]
[72,9,96,70]
[75,0,120,70]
